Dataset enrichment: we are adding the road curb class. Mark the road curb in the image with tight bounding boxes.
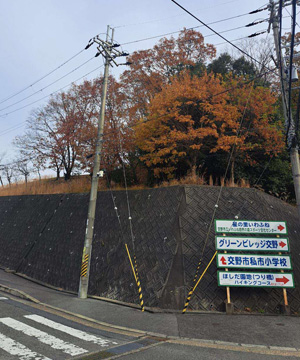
[0,284,40,304]
[1,282,300,354]
[13,272,224,315]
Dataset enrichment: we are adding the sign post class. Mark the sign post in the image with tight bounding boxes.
[224,250,231,311]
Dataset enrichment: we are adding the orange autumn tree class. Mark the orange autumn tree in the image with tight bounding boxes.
[135,71,284,180]
[219,75,284,182]
[121,29,216,123]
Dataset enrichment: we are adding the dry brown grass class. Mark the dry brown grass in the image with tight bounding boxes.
[0,174,251,197]
[0,176,94,196]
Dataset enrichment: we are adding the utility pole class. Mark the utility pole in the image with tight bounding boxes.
[78,26,130,299]
[269,0,300,217]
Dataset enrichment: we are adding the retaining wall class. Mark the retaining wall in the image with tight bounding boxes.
[0,185,299,313]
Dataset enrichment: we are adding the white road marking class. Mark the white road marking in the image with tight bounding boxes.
[0,331,51,360]
[0,297,8,300]
[0,317,88,356]
[25,315,117,347]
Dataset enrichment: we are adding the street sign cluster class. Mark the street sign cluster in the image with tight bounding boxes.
[215,220,294,288]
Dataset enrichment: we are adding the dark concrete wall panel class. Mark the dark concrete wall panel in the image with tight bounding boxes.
[182,186,300,313]
[0,185,299,313]
[0,194,64,270]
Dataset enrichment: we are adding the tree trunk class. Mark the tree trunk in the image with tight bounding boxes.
[64,169,71,181]
[191,165,197,177]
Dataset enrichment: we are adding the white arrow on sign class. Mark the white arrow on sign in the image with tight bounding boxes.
[215,236,289,252]
[218,271,294,288]
[215,220,287,234]
[217,253,292,270]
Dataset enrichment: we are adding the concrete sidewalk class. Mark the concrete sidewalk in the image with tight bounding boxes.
[0,269,299,350]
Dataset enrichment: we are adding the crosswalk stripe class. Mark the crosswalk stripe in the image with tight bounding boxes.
[0,318,88,356]
[0,331,51,360]
[0,297,8,300]
[25,315,117,347]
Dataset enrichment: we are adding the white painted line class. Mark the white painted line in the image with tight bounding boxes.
[0,331,51,360]
[0,317,88,356]
[0,297,8,300]
[25,315,117,347]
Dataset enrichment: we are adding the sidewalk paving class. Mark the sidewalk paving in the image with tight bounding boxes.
[0,269,299,349]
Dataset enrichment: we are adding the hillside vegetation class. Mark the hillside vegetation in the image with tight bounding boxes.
[1,29,298,203]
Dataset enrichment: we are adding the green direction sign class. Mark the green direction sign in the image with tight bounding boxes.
[215,220,287,235]
[215,236,289,252]
[217,253,292,270]
[218,271,295,288]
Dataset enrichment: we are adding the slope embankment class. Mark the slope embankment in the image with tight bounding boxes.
[0,185,299,314]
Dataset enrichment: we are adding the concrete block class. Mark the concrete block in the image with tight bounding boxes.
[280,304,291,315]
[224,300,234,315]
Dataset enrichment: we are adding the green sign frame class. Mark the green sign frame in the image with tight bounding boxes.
[217,271,295,288]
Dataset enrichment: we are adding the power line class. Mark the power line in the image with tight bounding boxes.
[0,27,267,118]
[0,49,84,106]
[286,0,297,145]
[0,58,95,113]
[115,7,257,29]
[0,32,107,107]
[0,64,104,119]
[284,6,300,29]
[1,51,275,139]
[170,0,272,71]
[0,122,27,137]
[0,10,271,115]
[121,18,269,46]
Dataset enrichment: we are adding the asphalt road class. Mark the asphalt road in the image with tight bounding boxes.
[116,342,300,360]
[0,269,300,360]
[0,293,298,360]
[0,293,138,359]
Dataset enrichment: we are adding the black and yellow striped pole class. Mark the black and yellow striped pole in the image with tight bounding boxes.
[125,244,145,311]
[133,254,145,312]
[182,260,202,314]
[182,251,217,314]
[80,253,89,278]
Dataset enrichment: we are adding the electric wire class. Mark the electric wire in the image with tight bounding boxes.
[286,0,297,147]
[285,6,300,29]
[121,21,268,47]
[0,49,85,106]
[183,83,254,312]
[0,58,95,113]
[0,64,104,119]
[1,14,271,117]
[170,0,272,72]
[115,7,259,29]
[0,31,107,106]
[277,0,290,141]
[118,128,145,311]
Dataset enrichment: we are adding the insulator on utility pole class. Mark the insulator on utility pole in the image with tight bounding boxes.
[291,65,299,82]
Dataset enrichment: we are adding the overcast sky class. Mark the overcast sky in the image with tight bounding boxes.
[0,0,291,170]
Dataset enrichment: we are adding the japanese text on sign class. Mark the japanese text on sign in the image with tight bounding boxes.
[215,220,287,234]
[217,253,292,270]
[218,271,294,288]
[215,236,289,252]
